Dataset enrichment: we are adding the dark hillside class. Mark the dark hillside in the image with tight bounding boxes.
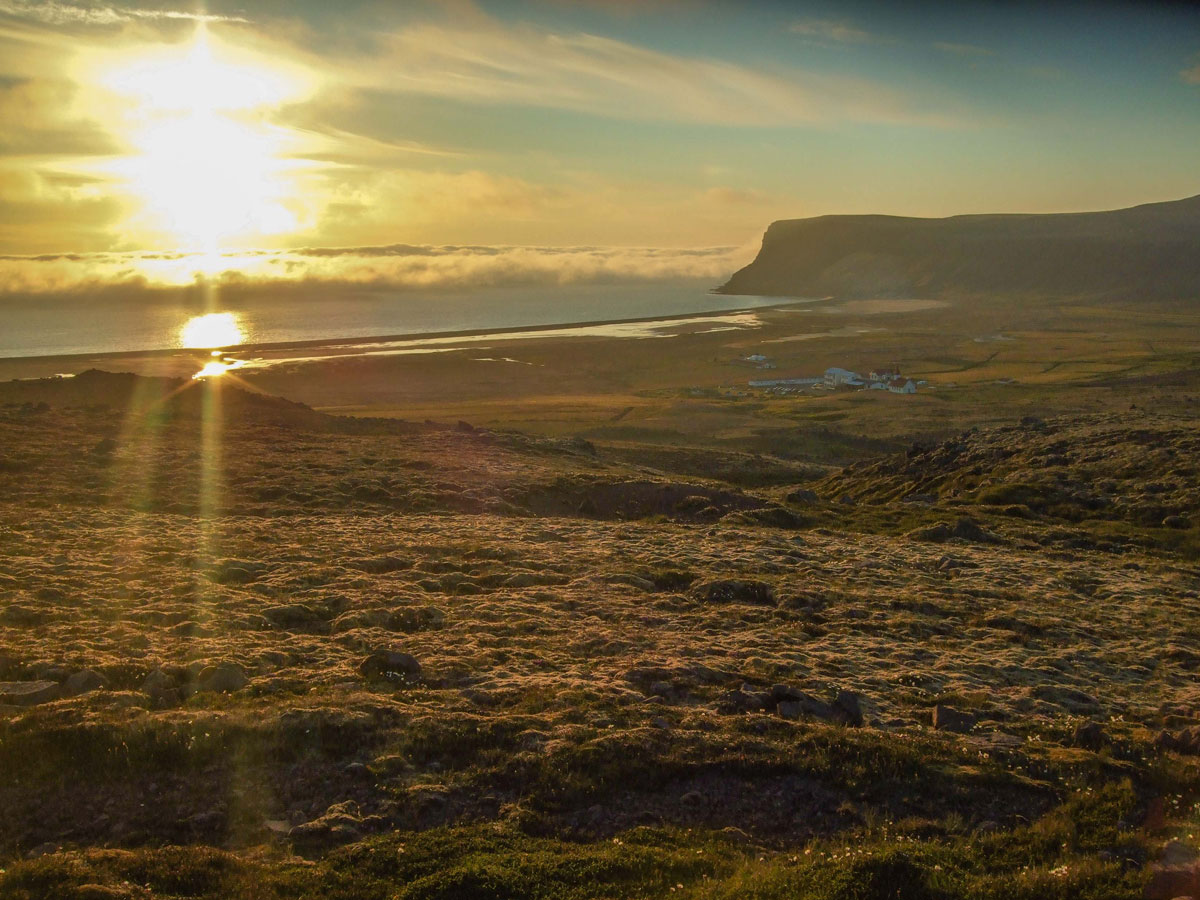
[718,195,1200,301]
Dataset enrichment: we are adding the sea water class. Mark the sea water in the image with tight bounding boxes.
[0,281,781,359]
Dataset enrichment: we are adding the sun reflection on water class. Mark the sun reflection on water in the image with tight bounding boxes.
[182,313,248,378]
[180,312,245,348]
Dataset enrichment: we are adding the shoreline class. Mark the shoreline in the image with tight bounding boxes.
[0,295,807,373]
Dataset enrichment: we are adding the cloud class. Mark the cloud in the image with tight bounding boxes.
[789,19,882,45]
[0,164,126,253]
[1182,64,1200,85]
[0,2,247,26]
[791,23,995,59]
[330,22,958,128]
[0,243,758,297]
[304,167,578,248]
[0,5,967,255]
[0,76,121,157]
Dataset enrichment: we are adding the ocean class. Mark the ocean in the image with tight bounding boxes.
[0,281,779,359]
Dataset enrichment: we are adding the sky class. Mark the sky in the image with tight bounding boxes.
[0,0,1198,295]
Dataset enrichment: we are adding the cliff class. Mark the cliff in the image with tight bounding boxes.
[717,194,1200,300]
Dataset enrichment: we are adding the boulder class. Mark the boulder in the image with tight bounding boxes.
[832,690,864,727]
[142,668,175,694]
[777,700,805,720]
[262,604,326,631]
[785,488,819,505]
[909,518,1002,545]
[777,693,834,721]
[63,669,109,696]
[0,680,60,706]
[770,683,808,704]
[909,523,953,543]
[195,662,249,693]
[1071,721,1106,750]
[141,668,181,706]
[647,680,674,699]
[951,517,1003,544]
[359,650,421,682]
[32,663,69,683]
[932,705,977,734]
[718,687,768,714]
[1156,725,1200,756]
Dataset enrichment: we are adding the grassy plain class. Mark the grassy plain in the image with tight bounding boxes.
[1,292,1199,899]
[241,294,1200,460]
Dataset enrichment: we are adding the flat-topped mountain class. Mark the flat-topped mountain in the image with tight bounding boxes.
[718,194,1200,301]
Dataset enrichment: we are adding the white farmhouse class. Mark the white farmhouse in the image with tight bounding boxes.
[888,379,917,394]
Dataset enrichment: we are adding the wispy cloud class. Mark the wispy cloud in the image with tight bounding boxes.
[789,19,882,45]
[0,2,247,26]
[1182,64,1200,85]
[791,20,996,59]
[333,22,959,128]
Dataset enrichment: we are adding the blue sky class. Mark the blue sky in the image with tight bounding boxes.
[0,0,1197,288]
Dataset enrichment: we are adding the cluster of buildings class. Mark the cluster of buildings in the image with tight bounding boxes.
[749,366,920,394]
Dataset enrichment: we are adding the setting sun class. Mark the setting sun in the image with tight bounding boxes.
[94,24,313,250]
[180,312,245,348]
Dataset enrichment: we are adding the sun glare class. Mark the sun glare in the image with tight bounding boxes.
[181,312,245,348]
[192,358,246,379]
[94,24,314,250]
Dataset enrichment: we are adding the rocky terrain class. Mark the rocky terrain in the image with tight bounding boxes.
[819,413,1200,555]
[1,371,1199,899]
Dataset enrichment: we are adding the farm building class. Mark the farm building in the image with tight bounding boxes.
[748,377,823,388]
[824,367,864,387]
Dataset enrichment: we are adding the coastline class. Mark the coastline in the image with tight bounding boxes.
[0,295,807,382]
